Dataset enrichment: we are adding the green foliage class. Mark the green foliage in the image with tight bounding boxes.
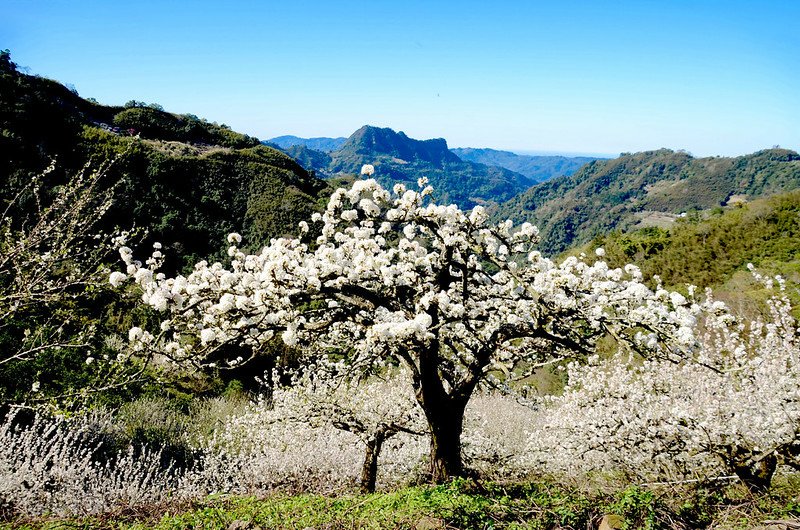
[282,144,333,178]
[9,477,800,529]
[592,191,800,291]
[0,55,335,406]
[12,479,596,530]
[88,136,327,273]
[607,487,657,530]
[0,58,330,273]
[112,107,260,148]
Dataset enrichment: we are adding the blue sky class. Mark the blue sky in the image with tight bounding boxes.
[2,0,798,156]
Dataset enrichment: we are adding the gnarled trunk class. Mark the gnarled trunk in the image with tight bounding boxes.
[415,336,473,483]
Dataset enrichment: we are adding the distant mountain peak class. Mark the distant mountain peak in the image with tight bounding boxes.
[341,125,462,166]
[451,147,603,183]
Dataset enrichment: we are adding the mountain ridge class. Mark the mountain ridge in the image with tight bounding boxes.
[269,135,347,152]
[329,125,535,208]
[451,147,602,183]
[0,54,328,270]
[268,125,536,209]
[493,148,800,255]
[267,134,600,185]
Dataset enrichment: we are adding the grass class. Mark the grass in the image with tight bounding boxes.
[4,475,799,530]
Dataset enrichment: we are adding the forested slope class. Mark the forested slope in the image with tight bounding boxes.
[0,52,327,271]
[494,148,800,255]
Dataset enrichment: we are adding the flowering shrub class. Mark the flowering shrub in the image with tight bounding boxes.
[194,387,428,495]
[0,160,145,405]
[268,362,428,491]
[0,161,121,357]
[0,410,189,517]
[114,177,716,481]
[462,392,538,479]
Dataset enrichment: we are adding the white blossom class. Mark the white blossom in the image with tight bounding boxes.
[109,271,127,288]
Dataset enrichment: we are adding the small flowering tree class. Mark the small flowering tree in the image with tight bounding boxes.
[528,274,800,492]
[0,161,120,373]
[273,362,426,492]
[117,174,707,482]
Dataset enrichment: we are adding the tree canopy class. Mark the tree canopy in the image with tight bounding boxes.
[116,176,710,481]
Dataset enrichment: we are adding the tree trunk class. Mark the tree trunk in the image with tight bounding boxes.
[733,454,777,493]
[360,429,387,493]
[428,405,465,482]
[415,338,472,483]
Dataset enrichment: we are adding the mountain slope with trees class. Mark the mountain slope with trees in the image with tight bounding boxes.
[588,190,800,293]
[494,148,800,255]
[0,51,331,402]
[0,51,328,270]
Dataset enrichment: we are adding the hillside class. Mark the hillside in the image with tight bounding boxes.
[268,135,347,152]
[0,53,327,270]
[578,190,800,322]
[282,144,333,178]
[588,191,800,287]
[494,148,800,255]
[450,147,601,183]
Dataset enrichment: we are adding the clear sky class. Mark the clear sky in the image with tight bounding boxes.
[2,0,798,156]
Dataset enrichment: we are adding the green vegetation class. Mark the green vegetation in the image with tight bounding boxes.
[6,477,799,529]
[112,106,261,148]
[282,143,333,178]
[0,52,329,404]
[495,148,800,255]
[592,191,800,291]
[0,51,328,270]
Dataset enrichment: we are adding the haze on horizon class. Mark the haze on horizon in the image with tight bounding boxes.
[2,0,798,157]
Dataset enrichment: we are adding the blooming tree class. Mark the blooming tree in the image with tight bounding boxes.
[0,161,118,369]
[116,175,707,482]
[528,274,800,492]
[269,362,426,492]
